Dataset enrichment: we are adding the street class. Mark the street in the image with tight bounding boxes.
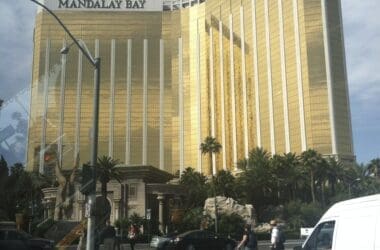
[67,240,304,250]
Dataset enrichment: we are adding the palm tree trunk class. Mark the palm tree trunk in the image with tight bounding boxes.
[310,171,316,203]
[331,182,336,197]
[321,181,326,207]
[101,181,107,200]
[209,152,213,176]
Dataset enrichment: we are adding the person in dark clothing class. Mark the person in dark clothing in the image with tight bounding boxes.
[100,220,116,250]
[237,224,257,250]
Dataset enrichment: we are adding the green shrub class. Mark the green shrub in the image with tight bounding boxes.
[283,200,324,230]
[177,207,205,232]
[217,213,245,240]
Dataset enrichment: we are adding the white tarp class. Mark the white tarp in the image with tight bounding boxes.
[38,0,164,12]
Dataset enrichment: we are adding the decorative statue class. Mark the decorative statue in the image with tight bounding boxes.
[54,152,80,220]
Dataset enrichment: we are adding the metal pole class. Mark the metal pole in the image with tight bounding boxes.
[28,2,100,250]
[213,177,218,234]
[214,194,218,234]
[86,58,100,250]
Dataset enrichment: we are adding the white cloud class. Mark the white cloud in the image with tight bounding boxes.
[342,0,380,101]
[341,0,380,163]
[0,2,36,101]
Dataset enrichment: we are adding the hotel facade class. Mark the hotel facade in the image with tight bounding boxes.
[27,0,354,176]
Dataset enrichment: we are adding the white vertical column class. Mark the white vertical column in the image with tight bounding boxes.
[264,0,276,154]
[178,37,184,175]
[159,39,165,170]
[125,39,132,164]
[196,32,202,173]
[39,39,50,174]
[93,40,100,162]
[293,0,307,151]
[142,39,148,165]
[95,39,100,62]
[209,27,216,175]
[219,20,227,171]
[58,40,67,165]
[109,39,116,157]
[75,48,83,157]
[229,14,237,169]
[240,6,249,159]
[157,194,165,233]
[321,0,337,155]
[251,0,261,148]
[278,0,291,153]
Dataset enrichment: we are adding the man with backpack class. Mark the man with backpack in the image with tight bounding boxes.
[270,220,286,250]
[237,224,257,250]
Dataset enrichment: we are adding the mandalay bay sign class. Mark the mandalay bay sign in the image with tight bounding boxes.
[38,0,164,11]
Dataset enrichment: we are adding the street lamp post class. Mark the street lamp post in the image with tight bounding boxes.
[29,1,100,250]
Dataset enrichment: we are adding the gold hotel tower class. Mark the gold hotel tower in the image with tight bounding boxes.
[27,0,354,175]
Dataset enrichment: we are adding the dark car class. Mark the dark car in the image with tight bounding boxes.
[0,229,54,250]
[150,232,178,250]
[166,230,236,250]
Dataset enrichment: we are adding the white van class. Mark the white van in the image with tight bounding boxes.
[295,194,380,250]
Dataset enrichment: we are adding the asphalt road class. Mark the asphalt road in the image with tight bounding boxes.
[70,239,304,250]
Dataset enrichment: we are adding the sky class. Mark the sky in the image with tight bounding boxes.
[0,0,379,166]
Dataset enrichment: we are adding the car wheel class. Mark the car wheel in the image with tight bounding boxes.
[160,242,168,250]
[186,244,195,250]
[225,243,234,250]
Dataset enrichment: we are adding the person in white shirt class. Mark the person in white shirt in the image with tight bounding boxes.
[270,220,284,250]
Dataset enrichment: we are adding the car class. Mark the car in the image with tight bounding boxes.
[166,229,236,250]
[294,194,380,250]
[150,232,178,250]
[0,221,17,230]
[0,228,54,250]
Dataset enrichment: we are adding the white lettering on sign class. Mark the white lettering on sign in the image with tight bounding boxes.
[40,0,163,12]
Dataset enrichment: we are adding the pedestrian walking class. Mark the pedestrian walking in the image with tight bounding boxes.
[270,220,285,250]
[128,224,139,250]
[114,227,121,250]
[100,220,116,250]
[237,224,257,250]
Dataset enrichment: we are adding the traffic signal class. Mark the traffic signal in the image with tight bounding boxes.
[80,164,95,195]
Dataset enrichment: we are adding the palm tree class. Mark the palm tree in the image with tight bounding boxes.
[96,156,121,223]
[248,147,271,168]
[280,153,303,201]
[180,167,208,208]
[96,155,121,200]
[314,158,329,207]
[366,158,380,178]
[214,170,237,199]
[200,136,222,234]
[325,157,344,197]
[236,158,249,171]
[300,149,325,203]
[270,153,301,201]
[200,136,222,176]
